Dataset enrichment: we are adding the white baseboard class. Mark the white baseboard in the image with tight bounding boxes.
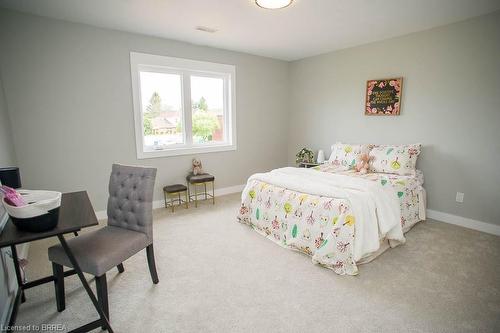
[427,209,500,236]
[95,210,107,220]
[214,184,246,196]
[95,184,246,220]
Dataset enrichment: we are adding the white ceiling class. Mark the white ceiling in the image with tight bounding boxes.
[1,0,499,61]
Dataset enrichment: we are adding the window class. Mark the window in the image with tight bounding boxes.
[130,52,236,158]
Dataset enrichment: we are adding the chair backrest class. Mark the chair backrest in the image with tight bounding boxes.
[107,164,157,242]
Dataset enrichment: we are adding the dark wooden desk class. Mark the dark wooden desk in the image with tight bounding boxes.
[0,191,114,333]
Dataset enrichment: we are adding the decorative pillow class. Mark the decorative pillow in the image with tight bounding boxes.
[369,144,421,175]
[328,143,370,171]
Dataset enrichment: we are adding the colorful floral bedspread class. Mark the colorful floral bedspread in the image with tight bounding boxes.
[318,165,425,232]
[237,166,425,275]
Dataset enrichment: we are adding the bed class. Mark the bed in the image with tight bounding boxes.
[237,143,425,275]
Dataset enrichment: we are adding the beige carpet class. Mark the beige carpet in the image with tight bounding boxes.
[15,193,500,333]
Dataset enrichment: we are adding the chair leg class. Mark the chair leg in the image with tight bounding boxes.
[146,244,159,284]
[52,262,65,312]
[117,263,124,273]
[96,274,109,330]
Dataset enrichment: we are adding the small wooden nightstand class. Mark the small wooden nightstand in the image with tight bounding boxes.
[298,162,320,168]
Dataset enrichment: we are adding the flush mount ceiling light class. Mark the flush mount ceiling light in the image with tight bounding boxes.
[255,0,293,10]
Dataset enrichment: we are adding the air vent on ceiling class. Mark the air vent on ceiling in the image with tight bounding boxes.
[195,26,218,33]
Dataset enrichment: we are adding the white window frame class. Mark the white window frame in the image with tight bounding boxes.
[130,52,236,159]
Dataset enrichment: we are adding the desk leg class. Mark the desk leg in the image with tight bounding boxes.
[7,288,22,329]
[56,234,114,333]
[10,245,26,303]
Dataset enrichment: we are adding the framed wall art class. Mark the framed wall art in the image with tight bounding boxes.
[365,78,403,116]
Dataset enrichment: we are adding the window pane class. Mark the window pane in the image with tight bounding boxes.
[139,71,183,148]
[190,76,225,144]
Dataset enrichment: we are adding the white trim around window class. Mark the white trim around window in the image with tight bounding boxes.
[130,52,237,159]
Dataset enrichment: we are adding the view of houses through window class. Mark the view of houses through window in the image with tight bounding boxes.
[190,75,224,144]
[131,52,235,158]
[139,72,225,149]
[140,71,183,147]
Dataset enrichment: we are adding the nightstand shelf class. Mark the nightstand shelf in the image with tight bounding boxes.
[298,162,320,168]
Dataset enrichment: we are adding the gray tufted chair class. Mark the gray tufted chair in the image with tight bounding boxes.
[48,164,158,325]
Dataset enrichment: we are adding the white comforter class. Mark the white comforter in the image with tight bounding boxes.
[243,167,405,261]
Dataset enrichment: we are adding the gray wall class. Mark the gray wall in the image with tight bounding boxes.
[0,9,290,210]
[1,9,499,225]
[0,74,16,167]
[288,11,500,225]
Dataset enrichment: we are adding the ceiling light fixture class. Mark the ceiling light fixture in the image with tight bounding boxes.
[255,0,293,10]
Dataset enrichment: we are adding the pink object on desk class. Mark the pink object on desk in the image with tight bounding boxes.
[0,185,26,207]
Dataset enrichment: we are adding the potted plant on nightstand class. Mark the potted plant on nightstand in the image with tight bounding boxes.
[295,148,318,168]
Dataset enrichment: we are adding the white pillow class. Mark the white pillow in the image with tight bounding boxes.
[328,143,370,171]
[369,144,421,175]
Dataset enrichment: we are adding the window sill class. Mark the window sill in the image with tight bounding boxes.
[137,144,237,159]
